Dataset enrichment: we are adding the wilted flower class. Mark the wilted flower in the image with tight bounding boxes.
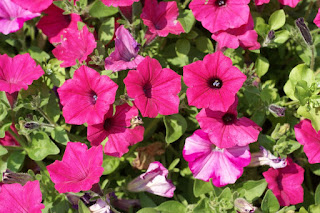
[249,146,287,169]
[234,198,257,213]
[132,142,165,170]
[127,162,176,197]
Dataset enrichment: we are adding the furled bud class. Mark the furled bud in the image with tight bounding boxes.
[2,169,33,185]
[234,198,257,213]
[268,104,286,117]
[295,17,313,45]
[248,146,287,169]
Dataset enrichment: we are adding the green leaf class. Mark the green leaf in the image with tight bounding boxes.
[294,80,312,104]
[299,207,308,213]
[137,208,158,213]
[178,10,195,33]
[89,0,118,18]
[7,151,26,172]
[163,114,187,143]
[99,17,115,44]
[46,59,66,87]
[255,55,269,77]
[315,184,320,205]
[195,36,214,53]
[274,30,290,45]
[155,201,187,213]
[28,46,50,63]
[261,190,280,213]
[193,179,214,197]
[310,205,320,213]
[102,155,120,175]
[297,106,320,131]
[168,158,180,171]
[78,200,91,213]
[51,127,69,145]
[0,122,12,138]
[242,179,268,202]
[44,92,61,123]
[175,39,190,57]
[0,146,8,156]
[311,163,320,176]
[269,9,286,30]
[26,132,60,161]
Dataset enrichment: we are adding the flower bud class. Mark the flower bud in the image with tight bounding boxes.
[295,17,313,45]
[89,199,111,213]
[2,169,33,185]
[268,104,285,117]
[248,146,287,169]
[234,198,257,213]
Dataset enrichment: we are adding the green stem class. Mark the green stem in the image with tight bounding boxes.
[310,45,316,71]
[282,100,299,106]
[37,107,57,127]
[306,166,314,192]
[36,160,47,172]
[144,118,161,138]
[8,128,27,148]
[182,0,191,9]
[167,144,180,156]
[311,28,320,34]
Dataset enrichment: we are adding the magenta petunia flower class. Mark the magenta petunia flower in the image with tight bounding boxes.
[101,0,139,7]
[141,0,184,37]
[0,180,45,213]
[183,130,251,187]
[189,0,250,34]
[124,56,181,118]
[254,0,301,7]
[294,119,320,164]
[263,158,304,206]
[47,142,104,193]
[183,51,246,111]
[255,0,270,5]
[58,65,118,125]
[0,53,44,94]
[37,4,81,44]
[314,9,320,28]
[12,0,52,13]
[105,25,144,72]
[196,97,261,148]
[0,124,20,147]
[212,15,260,51]
[0,0,40,35]
[52,25,97,67]
[87,104,145,157]
[127,161,176,197]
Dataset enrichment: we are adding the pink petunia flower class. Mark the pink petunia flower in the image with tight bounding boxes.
[101,0,139,7]
[196,97,261,148]
[212,15,260,51]
[105,25,144,72]
[58,65,118,125]
[294,119,320,164]
[141,0,184,37]
[37,4,81,44]
[0,124,20,147]
[52,25,97,67]
[254,0,301,7]
[314,9,320,28]
[0,180,45,213]
[87,104,145,157]
[255,0,270,5]
[189,0,250,34]
[12,0,52,13]
[0,0,40,35]
[127,161,176,197]
[0,53,44,94]
[183,130,251,187]
[124,56,181,118]
[183,51,246,111]
[47,142,104,193]
[263,158,304,206]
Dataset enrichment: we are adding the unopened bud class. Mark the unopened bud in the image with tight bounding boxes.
[249,146,287,169]
[234,198,257,213]
[268,104,285,117]
[262,30,275,47]
[24,121,40,130]
[295,17,313,45]
[2,169,33,185]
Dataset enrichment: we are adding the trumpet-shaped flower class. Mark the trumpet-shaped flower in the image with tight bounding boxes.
[58,66,118,125]
[0,53,44,94]
[12,0,52,13]
[105,26,144,72]
[255,0,301,7]
[101,0,139,7]
[47,142,104,193]
[183,52,246,111]
[314,9,320,28]
[0,180,45,213]
[263,158,304,206]
[124,56,181,118]
[0,124,20,146]
[87,104,145,157]
[127,161,176,197]
[183,130,251,187]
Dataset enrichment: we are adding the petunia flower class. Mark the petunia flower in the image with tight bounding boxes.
[101,0,139,7]
[249,146,287,169]
[0,53,44,94]
[183,51,247,111]
[254,0,301,7]
[189,0,250,34]
[58,65,118,125]
[0,124,20,147]
[0,0,40,35]
[47,142,104,193]
[212,15,260,51]
[12,0,52,13]
[183,130,251,187]
[255,0,270,5]
[37,4,81,44]
[196,97,261,148]
[141,0,184,37]
[52,25,97,67]
[127,161,176,197]
[263,158,304,206]
[104,25,144,72]
[87,104,145,157]
[0,180,45,213]
[124,56,181,118]
[294,119,320,164]
[314,9,320,28]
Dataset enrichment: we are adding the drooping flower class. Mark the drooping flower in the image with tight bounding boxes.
[263,158,304,206]
[314,9,320,28]
[87,104,145,157]
[141,0,184,37]
[47,142,104,193]
[124,56,181,118]
[0,180,45,213]
[0,53,44,94]
[127,161,176,197]
[101,0,139,7]
[294,119,320,164]
[249,146,287,169]
[37,4,81,44]
[183,130,251,187]
[105,25,144,72]
[212,15,260,51]
[189,0,250,34]
[0,124,20,146]
[12,0,52,13]
[183,51,246,111]
[58,65,118,125]
[0,0,40,35]
[52,25,97,67]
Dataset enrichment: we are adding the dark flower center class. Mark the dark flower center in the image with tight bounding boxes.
[103,118,113,131]
[222,113,236,125]
[143,82,152,98]
[90,91,98,104]
[207,78,223,89]
[215,0,227,6]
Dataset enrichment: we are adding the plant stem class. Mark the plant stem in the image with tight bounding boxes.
[310,45,316,71]
[304,0,315,20]
[8,128,27,148]
[37,107,57,127]
[311,28,320,34]
[282,100,299,106]
[36,160,47,172]
[182,0,191,9]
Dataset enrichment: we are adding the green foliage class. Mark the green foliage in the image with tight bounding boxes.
[89,0,118,18]
[163,114,187,143]
[261,190,280,213]
[269,10,286,31]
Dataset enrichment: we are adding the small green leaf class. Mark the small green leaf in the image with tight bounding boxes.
[28,46,50,63]
[178,10,195,33]
[102,155,120,175]
[155,201,187,213]
[315,184,320,205]
[7,151,26,172]
[294,80,312,105]
[89,0,118,18]
[261,190,280,213]
[195,36,214,53]
[0,146,8,156]
[78,200,91,213]
[269,10,286,30]
[242,179,268,202]
[99,17,115,44]
[255,55,269,78]
[137,208,158,213]
[163,114,187,143]
[274,30,290,45]
[51,126,69,145]
[309,205,320,213]
[175,39,190,57]
[193,179,214,197]
[297,106,320,131]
